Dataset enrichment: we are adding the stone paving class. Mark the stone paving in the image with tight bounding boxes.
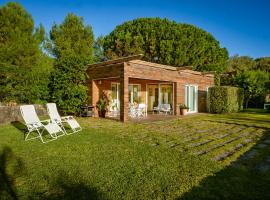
[116,118,270,172]
[84,116,270,172]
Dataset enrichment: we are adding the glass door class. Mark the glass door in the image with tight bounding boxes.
[185,85,197,112]
[160,84,173,106]
[147,84,159,111]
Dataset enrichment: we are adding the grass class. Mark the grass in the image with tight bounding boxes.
[0,110,270,199]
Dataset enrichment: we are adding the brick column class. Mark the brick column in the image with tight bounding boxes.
[175,82,182,115]
[92,80,99,117]
[120,63,129,122]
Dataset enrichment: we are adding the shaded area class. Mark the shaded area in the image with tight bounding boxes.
[29,171,105,200]
[0,146,105,200]
[11,121,27,139]
[179,129,270,200]
[0,146,24,200]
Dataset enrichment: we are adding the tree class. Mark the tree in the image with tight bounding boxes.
[234,70,269,108]
[255,57,270,72]
[0,2,50,103]
[227,55,255,72]
[93,36,108,62]
[103,18,228,72]
[49,13,94,114]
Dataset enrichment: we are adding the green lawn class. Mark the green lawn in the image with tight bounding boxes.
[1,110,270,199]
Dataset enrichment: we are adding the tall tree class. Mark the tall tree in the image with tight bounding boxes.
[49,13,94,114]
[103,18,228,72]
[0,2,50,103]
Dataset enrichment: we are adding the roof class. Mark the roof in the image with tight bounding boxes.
[87,54,214,76]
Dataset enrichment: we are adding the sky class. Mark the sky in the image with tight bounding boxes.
[1,0,270,58]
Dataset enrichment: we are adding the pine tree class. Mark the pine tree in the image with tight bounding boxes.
[103,18,228,72]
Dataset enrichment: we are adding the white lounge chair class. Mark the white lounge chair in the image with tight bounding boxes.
[46,103,82,134]
[20,105,64,143]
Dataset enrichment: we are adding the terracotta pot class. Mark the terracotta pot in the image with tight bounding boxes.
[180,108,188,116]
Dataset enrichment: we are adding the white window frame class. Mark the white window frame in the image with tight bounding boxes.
[111,82,120,110]
[128,84,141,103]
[185,85,198,113]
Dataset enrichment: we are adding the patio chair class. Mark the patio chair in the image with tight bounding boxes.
[160,104,172,115]
[152,104,162,114]
[137,103,147,117]
[20,105,65,143]
[128,103,138,118]
[46,103,82,134]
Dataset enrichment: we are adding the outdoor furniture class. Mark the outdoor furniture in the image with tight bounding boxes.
[160,104,172,115]
[129,103,147,118]
[153,104,161,114]
[137,103,147,117]
[128,103,137,118]
[46,103,82,134]
[20,105,64,143]
[80,104,95,117]
[153,104,172,114]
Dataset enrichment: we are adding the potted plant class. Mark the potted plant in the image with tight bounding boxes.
[179,103,189,115]
[96,92,109,118]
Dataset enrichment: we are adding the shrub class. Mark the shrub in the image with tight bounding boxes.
[208,86,244,113]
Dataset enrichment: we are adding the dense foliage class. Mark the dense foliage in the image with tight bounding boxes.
[48,13,94,114]
[208,86,244,113]
[221,55,270,108]
[0,2,52,103]
[103,18,229,72]
[234,70,269,109]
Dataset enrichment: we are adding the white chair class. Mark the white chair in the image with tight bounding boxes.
[46,103,82,134]
[20,105,64,143]
[128,103,137,118]
[152,104,161,114]
[137,103,147,117]
[160,104,171,115]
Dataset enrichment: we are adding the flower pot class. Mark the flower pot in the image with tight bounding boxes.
[180,108,188,116]
[98,110,106,118]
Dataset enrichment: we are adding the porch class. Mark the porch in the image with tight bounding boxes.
[87,55,214,122]
[91,77,177,121]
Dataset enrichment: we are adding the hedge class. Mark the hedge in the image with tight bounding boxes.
[208,86,244,113]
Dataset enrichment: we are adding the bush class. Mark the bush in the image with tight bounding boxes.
[208,86,244,113]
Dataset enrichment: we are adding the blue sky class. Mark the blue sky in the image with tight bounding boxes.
[1,0,270,58]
